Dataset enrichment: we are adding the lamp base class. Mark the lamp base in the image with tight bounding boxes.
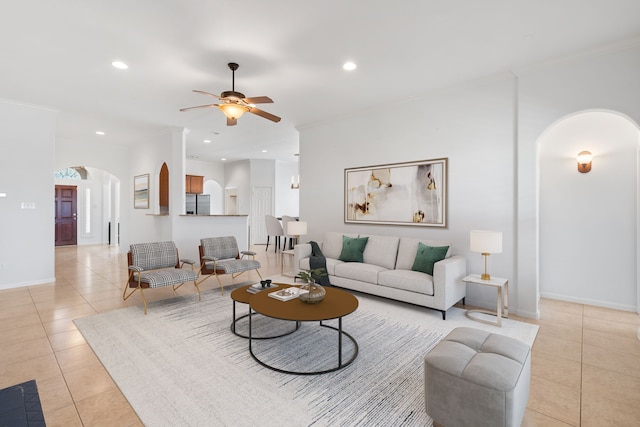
[481,273,491,280]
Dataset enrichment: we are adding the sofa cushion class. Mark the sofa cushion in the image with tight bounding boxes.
[299,256,344,276]
[339,236,369,262]
[412,243,449,275]
[334,262,386,284]
[396,237,452,271]
[362,234,400,270]
[378,269,435,295]
[323,232,358,259]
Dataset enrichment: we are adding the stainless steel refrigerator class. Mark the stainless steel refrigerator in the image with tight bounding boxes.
[186,194,210,215]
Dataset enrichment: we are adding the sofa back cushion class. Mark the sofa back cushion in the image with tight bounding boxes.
[396,237,452,270]
[361,234,400,270]
[323,231,359,259]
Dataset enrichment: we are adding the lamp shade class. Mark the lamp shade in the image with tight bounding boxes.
[287,221,307,236]
[218,103,249,119]
[470,230,502,254]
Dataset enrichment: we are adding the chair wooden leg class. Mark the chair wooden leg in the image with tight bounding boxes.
[215,274,224,296]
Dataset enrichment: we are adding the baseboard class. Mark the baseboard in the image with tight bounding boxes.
[540,292,638,313]
[0,277,56,291]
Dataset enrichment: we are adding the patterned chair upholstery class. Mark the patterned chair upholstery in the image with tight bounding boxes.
[198,236,262,295]
[123,241,200,314]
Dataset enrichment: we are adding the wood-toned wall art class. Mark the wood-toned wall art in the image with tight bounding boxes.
[344,158,448,227]
[134,174,150,209]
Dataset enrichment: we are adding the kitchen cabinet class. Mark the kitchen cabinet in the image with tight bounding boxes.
[186,175,204,194]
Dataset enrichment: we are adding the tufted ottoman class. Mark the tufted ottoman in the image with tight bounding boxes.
[424,327,531,427]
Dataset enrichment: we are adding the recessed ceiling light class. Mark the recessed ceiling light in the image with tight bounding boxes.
[262,150,267,153]
[204,139,211,143]
[112,61,128,70]
[343,61,357,71]
[96,131,105,135]
[221,158,226,161]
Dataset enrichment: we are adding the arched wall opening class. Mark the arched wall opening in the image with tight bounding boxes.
[537,110,639,312]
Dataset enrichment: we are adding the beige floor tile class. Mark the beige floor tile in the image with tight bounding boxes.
[528,375,581,426]
[534,320,583,343]
[0,322,47,346]
[583,315,640,339]
[0,311,42,329]
[0,353,62,389]
[55,343,101,373]
[583,328,640,358]
[37,374,74,414]
[38,302,97,323]
[43,317,78,335]
[0,336,53,365]
[539,298,584,316]
[581,393,640,427]
[0,301,38,320]
[532,333,582,363]
[43,404,83,427]
[48,329,87,352]
[64,363,116,402]
[0,292,33,308]
[75,388,141,426]
[531,349,581,389]
[583,343,640,379]
[583,304,640,325]
[582,364,640,408]
[522,408,573,427]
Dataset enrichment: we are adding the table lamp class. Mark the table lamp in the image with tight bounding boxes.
[287,221,307,246]
[470,230,502,280]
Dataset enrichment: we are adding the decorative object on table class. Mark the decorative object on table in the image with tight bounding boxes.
[287,220,307,246]
[298,268,327,304]
[268,286,309,301]
[134,174,150,209]
[246,280,278,294]
[470,230,502,280]
[344,158,447,227]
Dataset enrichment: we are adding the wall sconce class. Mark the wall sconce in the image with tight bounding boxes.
[291,175,300,189]
[576,151,592,173]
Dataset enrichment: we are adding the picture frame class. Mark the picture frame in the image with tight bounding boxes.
[344,158,448,227]
[134,174,150,209]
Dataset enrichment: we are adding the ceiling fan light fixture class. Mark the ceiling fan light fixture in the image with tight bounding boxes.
[219,103,249,120]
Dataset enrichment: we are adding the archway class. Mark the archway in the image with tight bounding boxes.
[537,110,639,312]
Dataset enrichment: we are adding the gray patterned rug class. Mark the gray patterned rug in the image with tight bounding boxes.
[75,284,538,427]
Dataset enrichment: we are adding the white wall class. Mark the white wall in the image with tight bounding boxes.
[224,160,251,214]
[299,73,516,311]
[0,100,57,289]
[275,160,299,218]
[539,111,637,311]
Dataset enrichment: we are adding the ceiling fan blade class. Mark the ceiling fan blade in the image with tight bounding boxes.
[227,117,237,126]
[179,104,219,112]
[248,107,281,123]
[243,96,273,104]
[193,89,221,99]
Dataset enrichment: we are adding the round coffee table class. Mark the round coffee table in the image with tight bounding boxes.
[229,284,300,339]
[249,285,359,375]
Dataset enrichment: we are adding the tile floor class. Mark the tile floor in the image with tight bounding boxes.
[0,244,639,426]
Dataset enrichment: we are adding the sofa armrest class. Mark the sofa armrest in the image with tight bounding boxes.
[432,255,467,311]
[293,243,313,276]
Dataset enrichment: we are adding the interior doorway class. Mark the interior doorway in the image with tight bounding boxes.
[55,185,77,246]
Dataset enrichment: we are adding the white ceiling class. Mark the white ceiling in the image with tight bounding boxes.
[1,1,639,163]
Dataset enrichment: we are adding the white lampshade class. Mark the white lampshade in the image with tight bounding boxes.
[470,230,502,254]
[287,221,307,236]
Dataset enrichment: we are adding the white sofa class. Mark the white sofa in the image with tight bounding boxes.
[294,232,467,319]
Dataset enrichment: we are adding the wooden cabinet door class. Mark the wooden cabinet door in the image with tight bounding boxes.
[186,175,204,194]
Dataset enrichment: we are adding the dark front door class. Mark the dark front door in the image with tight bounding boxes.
[55,185,77,246]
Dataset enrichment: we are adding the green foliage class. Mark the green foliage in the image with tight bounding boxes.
[298,268,327,283]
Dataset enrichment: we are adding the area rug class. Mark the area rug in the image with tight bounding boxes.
[75,283,538,427]
[0,380,45,427]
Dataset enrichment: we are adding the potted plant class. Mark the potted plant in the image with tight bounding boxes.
[298,268,327,304]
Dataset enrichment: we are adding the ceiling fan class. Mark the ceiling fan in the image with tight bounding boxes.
[179,62,281,126]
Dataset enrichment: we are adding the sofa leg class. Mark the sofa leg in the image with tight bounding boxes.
[441,310,446,320]
[462,297,466,306]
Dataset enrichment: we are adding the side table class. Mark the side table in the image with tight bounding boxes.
[462,274,509,327]
[280,249,296,278]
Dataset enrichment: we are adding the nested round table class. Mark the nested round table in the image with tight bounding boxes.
[229,284,300,339]
[249,285,359,375]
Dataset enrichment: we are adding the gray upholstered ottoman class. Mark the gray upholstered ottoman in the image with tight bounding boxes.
[424,327,531,427]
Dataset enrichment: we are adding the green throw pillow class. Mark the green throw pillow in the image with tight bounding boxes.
[411,243,449,275]
[338,236,369,263]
